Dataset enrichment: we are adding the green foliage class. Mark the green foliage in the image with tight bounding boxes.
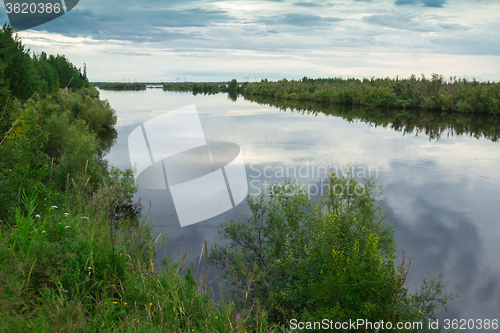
[163,81,230,95]
[210,174,455,332]
[33,51,90,94]
[163,75,500,114]
[0,25,89,101]
[95,82,147,91]
[0,86,117,220]
[0,24,38,101]
[227,79,239,91]
[241,74,500,114]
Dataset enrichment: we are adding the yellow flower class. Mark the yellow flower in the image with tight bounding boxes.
[149,302,152,306]
[112,301,117,304]
[123,302,127,306]
[215,316,218,319]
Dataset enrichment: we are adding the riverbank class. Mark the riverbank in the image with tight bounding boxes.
[162,75,500,114]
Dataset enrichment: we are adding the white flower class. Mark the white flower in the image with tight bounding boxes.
[64,213,69,217]
[41,231,46,233]
[35,214,41,218]
[80,216,89,220]
[64,226,70,229]
[51,206,58,209]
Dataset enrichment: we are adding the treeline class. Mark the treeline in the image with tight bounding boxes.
[246,76,500,114]
[0,25,88,102]
[94,82,146,91]
[243,94,500,142]
[164,75,500,114]
[163,81,229,95]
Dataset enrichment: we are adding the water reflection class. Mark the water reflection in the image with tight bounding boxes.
[97,128,118,156]
[241,94,500,142]
[383,172,500,322]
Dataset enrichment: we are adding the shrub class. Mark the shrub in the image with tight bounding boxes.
[210,172,454,332]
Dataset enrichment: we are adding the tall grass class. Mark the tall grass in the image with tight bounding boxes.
[0,170,280,332]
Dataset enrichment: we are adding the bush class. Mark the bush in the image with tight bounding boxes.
[210,172,455,332]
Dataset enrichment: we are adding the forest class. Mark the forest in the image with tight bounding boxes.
[94,82,147,91]
[1,24,457,332]
[163,76,500,114]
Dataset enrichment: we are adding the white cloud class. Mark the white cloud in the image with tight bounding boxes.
[11,0,500,81]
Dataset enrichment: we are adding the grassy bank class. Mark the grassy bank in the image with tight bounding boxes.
[0,176,258,332]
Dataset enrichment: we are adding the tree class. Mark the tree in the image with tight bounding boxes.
[0,24,38,101]
[228,78,238,91]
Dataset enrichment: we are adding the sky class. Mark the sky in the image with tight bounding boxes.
[2,0,499,82]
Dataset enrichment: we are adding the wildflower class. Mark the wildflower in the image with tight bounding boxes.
[64,226,70,229]
[236,314,241,321]
[149,302,152,306]
[112,301,117,304]
[123,302,127,306]
[51,206,58,209]
[41,231,46,233]
[215,316,218,319]
[35,214,41,218]
[80,216,88,220]
[64,213,69,216]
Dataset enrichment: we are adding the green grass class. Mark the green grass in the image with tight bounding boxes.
[0,177,278,332]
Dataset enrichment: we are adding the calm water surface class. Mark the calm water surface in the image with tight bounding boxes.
[100,89,500,329]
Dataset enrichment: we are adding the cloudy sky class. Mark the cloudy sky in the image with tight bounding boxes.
[2,0,499,82]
